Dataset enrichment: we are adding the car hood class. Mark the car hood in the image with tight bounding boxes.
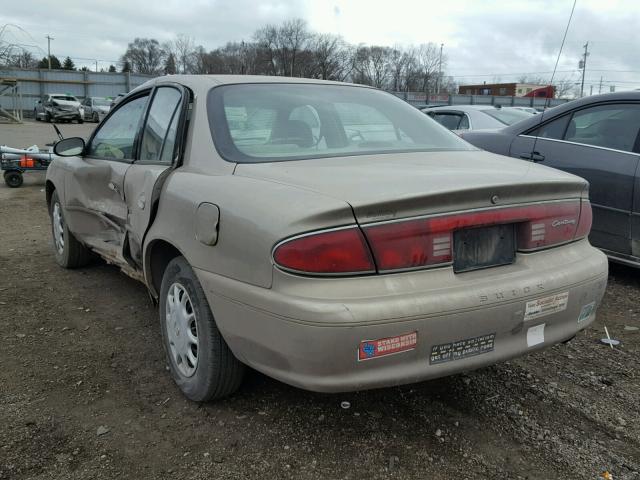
[52,99,80,108]
[234,151,588,223]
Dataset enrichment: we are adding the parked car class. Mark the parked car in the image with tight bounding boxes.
[46,76,607,401]
[509,106,539,114]
[460,92,640,268]
[34,93,83,123]
[82,96,111,122]
[423,105,534,132]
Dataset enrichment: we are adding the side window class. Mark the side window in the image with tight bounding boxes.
[139,87,183,163]
[88,95,149,160]
[564,104,640,152]
[527,114,570,139]
[459,114,470,130]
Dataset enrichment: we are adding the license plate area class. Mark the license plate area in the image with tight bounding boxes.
[453,224,515,273]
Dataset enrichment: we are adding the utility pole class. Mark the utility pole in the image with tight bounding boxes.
[95,60,98,72]
[579,41,589,97]
[45,35,54,69]
[598,76,603,94]
[436,43,444,95]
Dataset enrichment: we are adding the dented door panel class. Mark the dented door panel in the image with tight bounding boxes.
[63,158,130,259]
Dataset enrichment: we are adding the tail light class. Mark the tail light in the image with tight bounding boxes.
[273,227,375,275]
[273,200,592,276]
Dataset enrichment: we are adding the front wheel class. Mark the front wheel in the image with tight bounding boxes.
[93,112,99,123]
[49,190,93,268]
[77,117,83,124]
[160,256,244,401]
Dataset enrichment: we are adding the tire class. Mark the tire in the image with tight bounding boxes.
[34,109,39,121]
[49,190,93,268]
[160,256,244,401]
[77,117,83,124]
[4,171,23,188]
[46,112,52,123]
[93,112,99,123]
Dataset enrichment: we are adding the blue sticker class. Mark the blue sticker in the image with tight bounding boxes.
[363,342,376,357]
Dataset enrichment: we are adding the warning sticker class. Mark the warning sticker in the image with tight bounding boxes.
[524,292,569,321]
[430,333,495,365]
[358,332,417,361]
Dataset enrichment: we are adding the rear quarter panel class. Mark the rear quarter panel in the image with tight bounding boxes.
[143,171,356,290]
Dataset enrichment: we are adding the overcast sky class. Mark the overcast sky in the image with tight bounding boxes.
[2,0,639,91]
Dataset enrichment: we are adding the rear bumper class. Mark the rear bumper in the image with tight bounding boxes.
[196,239,608,393]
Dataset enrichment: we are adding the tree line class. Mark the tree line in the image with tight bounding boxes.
[119,19,454,93]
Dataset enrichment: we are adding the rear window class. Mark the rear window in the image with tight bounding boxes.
[208,84,473,163]
[481,108,532,125]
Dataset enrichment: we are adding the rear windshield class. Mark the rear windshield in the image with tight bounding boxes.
[208,84,473,163]
[481,108,532,125]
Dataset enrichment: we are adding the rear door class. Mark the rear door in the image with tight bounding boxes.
[509,102,640,255]
[123,84,190,266]
[63,92,150,263]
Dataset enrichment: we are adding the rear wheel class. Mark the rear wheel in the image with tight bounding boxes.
[4,171,23,188]
[49,190,93,268]
[160,256,244,401]
[93,112,99,122]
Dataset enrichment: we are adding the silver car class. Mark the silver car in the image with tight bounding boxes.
[46,75,608,401]
[34,93,84,123]
[81,96,111,122]
[424,105,534,132]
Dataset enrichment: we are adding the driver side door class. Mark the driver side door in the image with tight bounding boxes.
[63,92,150,265]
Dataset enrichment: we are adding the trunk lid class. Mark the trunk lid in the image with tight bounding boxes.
[234,151,588,223]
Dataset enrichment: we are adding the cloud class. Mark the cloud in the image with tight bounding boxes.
[3,0,639,89]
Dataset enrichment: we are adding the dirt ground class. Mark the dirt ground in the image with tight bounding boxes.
[1,122,639,479]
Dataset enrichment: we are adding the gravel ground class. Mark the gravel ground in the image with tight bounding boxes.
[1,122,639,479]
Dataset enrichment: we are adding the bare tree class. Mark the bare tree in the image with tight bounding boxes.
[172,34,196,73]
[553,76,579,98]
[352,45,391,88]
[309,33,353,81]
[122,38,166,74]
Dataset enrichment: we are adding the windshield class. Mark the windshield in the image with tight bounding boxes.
[93,98,110,106]
[52,95,78,102]
[481,108,532,125]
[208,84,474,163]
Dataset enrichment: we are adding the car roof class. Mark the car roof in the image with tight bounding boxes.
[502,91,640,133]
[132,74,366,94]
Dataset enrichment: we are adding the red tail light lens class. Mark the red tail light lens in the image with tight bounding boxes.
[364,200,591,271]
[274,200,592,276]
[273,227,375,275]
[575,199,593,239]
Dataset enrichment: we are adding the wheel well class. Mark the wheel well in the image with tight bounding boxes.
[147,240,182,297]
[45,181,56,208]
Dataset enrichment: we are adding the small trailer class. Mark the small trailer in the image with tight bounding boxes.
[1,145,57,188]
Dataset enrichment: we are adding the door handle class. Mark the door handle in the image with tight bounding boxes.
[519,152,545,162]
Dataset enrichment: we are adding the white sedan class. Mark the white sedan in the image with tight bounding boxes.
[423,105,534,132]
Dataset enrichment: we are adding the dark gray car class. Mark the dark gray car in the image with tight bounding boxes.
[460,92,640,267]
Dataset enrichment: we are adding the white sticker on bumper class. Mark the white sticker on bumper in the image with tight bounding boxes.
[527,324,545,347]
[524,292,569,321]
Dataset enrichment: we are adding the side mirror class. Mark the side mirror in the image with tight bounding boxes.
[54,137,85,157]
